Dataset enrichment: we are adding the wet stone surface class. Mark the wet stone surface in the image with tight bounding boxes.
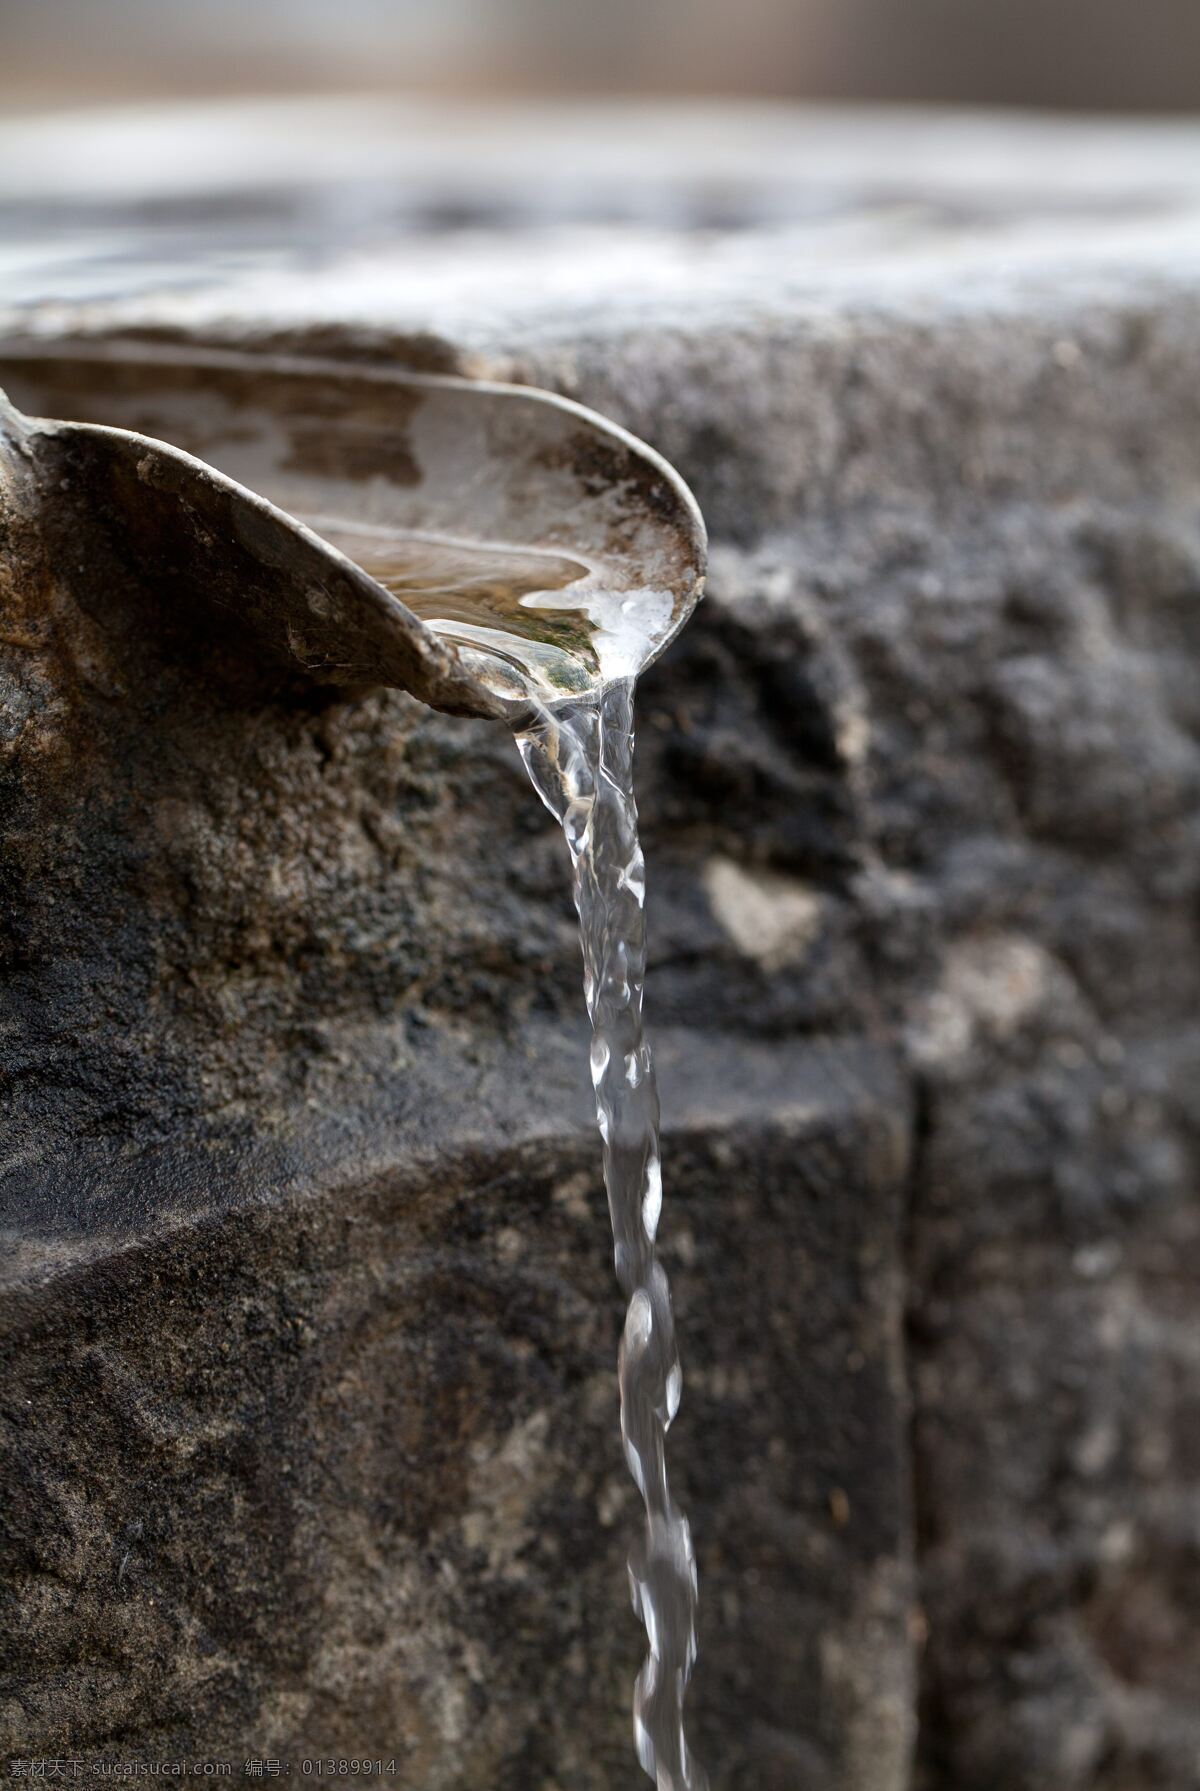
[4,105,1200,1791]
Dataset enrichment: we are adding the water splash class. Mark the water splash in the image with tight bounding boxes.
[517,677,707,1791]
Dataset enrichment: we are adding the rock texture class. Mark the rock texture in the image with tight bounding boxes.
[3,104,1200,1791]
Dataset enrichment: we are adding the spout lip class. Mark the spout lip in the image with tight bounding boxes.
[0,338,707,716]
[444,366,708,597]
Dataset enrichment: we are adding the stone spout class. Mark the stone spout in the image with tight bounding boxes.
[0,344,706,722]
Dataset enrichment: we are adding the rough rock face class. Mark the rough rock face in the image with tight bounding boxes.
[3,106,1200,1791]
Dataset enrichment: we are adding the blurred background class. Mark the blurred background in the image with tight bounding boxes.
[3,0,1200,115]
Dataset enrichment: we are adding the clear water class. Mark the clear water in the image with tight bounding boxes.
[517,678,708,1791]
[316,520,680,705]
[315,520,602,696]
[339,524,707,1782]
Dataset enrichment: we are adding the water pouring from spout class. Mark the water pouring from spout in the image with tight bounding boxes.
[0,342,708,1785]
[517,679,709,1791]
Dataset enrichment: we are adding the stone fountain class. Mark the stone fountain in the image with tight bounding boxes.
[3,101,1200,1791]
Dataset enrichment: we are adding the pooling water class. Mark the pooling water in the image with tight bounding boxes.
[319,518,681,707]
[517,678,707,1791]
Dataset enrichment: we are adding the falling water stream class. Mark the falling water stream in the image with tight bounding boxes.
[347,529,707,1787]
[517,681,707,1791]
